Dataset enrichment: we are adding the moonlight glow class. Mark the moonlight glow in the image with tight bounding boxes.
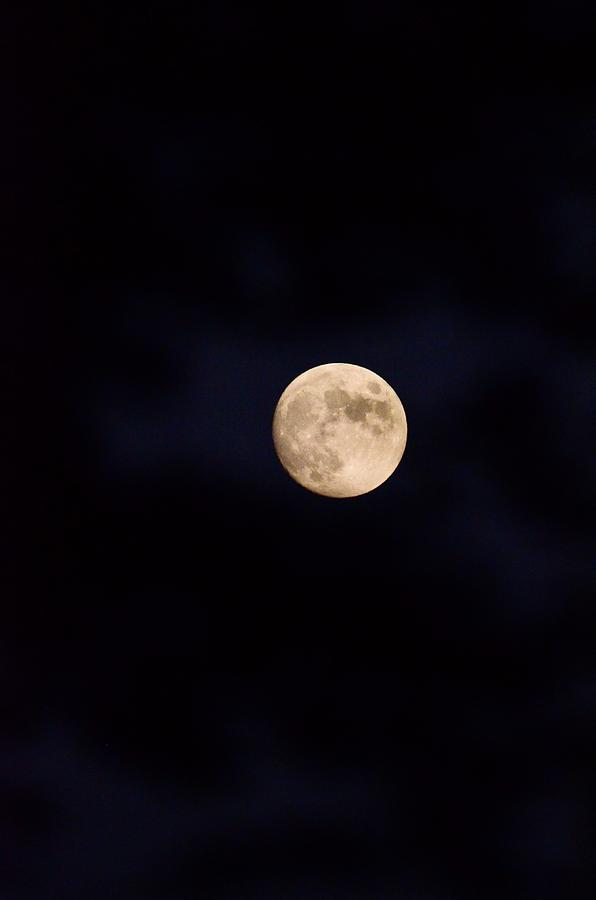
[272,363,407,498]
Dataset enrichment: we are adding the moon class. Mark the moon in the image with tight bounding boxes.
[272,363,407,498]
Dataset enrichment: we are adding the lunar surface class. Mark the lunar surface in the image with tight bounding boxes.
[272,363,407,498]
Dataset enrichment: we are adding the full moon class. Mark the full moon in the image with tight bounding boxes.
[272,363,407,498]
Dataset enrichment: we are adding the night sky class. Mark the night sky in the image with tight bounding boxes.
[4,2,595,898]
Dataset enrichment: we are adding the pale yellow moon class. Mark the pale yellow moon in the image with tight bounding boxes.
[272,363,407,498]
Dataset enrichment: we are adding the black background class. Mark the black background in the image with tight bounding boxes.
[4,2,595,898]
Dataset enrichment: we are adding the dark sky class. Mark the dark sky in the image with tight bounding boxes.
[4,2,595,898]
